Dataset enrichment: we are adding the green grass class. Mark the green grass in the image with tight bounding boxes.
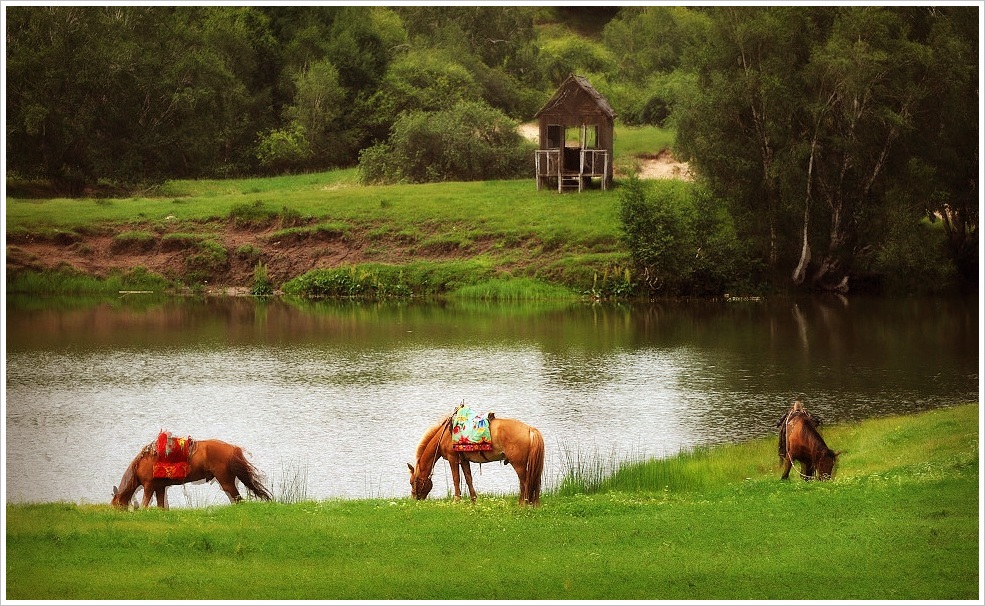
[6,125,684,297]
[4,267,170,295]
[5,404,978,600]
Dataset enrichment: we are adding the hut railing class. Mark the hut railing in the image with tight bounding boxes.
[535,148,609,192]
[579,149,609,191]
[535,150,561,191]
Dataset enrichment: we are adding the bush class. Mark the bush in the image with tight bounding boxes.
[619,177,746,296]
[358,100,534,184]
[871,209,958,294]
[251,262,274,296]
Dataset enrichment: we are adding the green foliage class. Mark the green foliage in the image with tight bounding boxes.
[256,124,312,173]
[359,100,534,184]
[184,240,229,283]
[537,32,616,86]
[372,48,480,118]
[871,210,958,294]
[674,6,978,292]
[282,260,494,298]
[619,177,746,296]
[251,261,274,296]
[450,277,577,301]
[6,266,169,294]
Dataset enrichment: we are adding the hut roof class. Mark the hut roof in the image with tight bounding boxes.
[534,75,615,119]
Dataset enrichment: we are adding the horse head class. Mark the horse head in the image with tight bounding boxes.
[407,462,433,500]
[111,485,133,509]
[816,449,841,480]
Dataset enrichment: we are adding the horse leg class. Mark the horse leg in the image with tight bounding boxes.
[802,462,815,481]
[780,456,793,480]
[155,486,169,509]
[217,473,243,503]
[460,460,477,503]
[513,460,529,505]
[140,483,154,508]
[448,454,463,502]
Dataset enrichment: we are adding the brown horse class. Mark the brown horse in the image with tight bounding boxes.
[112,438,273,509]
[779,404,840,481]
[407,411,545,505]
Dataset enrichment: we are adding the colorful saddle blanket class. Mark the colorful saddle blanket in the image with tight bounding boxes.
[153,431,192,479]
[451,404,493,452]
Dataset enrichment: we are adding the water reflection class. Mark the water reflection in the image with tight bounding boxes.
[4,294,979,506]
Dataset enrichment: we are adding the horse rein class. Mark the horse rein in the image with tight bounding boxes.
[424,416,452,481]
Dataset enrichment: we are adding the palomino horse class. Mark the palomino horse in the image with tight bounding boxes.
[407,410,545,505]
[778,403,840,481]
[112,437,273,509]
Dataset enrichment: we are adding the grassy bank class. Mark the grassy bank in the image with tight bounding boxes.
[5,404,979,600]
[5,127,680,298]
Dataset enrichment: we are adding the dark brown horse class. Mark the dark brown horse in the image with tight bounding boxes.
[112,438,273,509]
[408,411,545,505]
[778,403,839,481]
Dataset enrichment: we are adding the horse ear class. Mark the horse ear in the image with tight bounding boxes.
[407,463,415,475]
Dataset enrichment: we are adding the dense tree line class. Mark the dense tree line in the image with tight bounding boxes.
[5,6,977,292]
[615,5,978,293]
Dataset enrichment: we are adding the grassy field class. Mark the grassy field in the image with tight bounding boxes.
[5,403,979,600]
[5,126,686,297]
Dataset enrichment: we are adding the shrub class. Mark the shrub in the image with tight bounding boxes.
[358,100,534,184]
[619,177,746,296]
[251,262,274,296]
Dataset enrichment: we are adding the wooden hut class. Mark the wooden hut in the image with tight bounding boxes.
[534,75,615,192]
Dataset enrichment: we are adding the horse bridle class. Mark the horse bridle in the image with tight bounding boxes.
[421,416,452,484]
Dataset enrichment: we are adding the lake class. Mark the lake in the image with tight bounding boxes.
[4,294,979,506]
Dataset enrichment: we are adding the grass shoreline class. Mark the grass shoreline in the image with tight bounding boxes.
[5,403,980,600]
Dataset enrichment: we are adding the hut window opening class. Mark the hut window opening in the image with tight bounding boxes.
[564,125,599,149]
[547,124,563,149]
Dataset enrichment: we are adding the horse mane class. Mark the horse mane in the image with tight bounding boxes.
[415,417,450,460]
[117,442,153,498]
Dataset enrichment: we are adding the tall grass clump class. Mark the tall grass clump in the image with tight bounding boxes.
[451,277,577,301]
[554,439,778,497]
[282,260,494,299]
[273,458,310,504]
[251,261,274,296]
[6,267,169,295]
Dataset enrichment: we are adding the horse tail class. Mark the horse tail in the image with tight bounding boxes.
[525,426,545,506]
[229,448,273,501]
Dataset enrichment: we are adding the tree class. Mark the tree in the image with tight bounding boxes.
[675,6,975,292]
[5,6,267,185]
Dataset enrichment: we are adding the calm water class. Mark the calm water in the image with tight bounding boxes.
[4,294,980,506]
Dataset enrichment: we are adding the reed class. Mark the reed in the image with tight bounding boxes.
[5,267,168,295]
[272,458,310,504]
[450,277,577,301]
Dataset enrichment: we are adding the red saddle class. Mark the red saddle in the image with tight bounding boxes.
[153,431,192,479]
